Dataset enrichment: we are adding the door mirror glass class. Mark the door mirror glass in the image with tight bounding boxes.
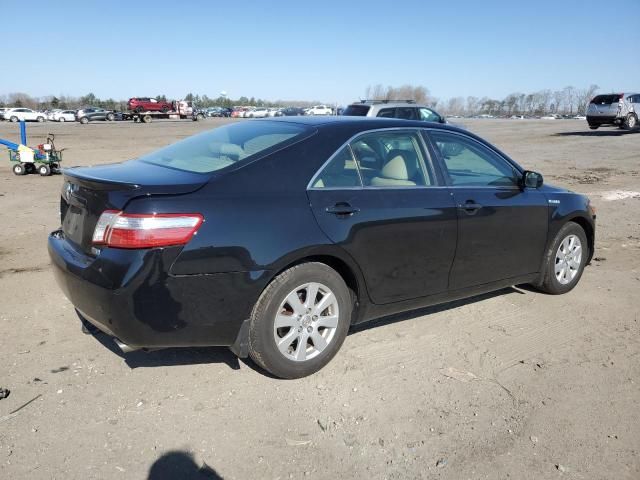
[523,170,543,188]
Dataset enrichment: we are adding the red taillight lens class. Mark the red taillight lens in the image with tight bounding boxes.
[92,211,203,249]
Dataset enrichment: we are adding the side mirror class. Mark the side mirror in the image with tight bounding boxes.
[523,170,543,188]
[439,116,447,124]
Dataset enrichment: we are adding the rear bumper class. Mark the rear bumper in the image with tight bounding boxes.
[48,230,266,349]
[587,115,622,126]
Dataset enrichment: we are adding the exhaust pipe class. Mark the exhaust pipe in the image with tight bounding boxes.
[114,338,140,354]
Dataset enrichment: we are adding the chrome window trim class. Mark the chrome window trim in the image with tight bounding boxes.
[306,127,439,191]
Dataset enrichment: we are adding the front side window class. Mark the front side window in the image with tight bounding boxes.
[396,107,417,120]
[351,131,432,187]
[429,131,519,187]
[140,121,312,173]
[419,107,441,122]
[311,147,361,188]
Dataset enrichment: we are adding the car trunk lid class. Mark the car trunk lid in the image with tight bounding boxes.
[60,160,209,254]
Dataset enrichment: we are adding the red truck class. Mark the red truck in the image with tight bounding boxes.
[127,97,174,113]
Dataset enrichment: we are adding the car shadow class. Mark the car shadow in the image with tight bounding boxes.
[350,286,525,334]
[147,450,223,479]
[88,328,242,371]
[552,130,637,137]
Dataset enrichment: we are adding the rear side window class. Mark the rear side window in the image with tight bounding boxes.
[139,122,312,173]
[351,131,432,187]
[590,94,620,105]
[311,147,361,188]
[342,105,371,116]
[376,108,396,118]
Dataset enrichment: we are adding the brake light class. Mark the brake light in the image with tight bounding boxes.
[92,211,203,248]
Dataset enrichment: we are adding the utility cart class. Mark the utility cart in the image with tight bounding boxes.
[1,121,63,176]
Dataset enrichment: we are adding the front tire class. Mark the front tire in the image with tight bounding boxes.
[38,164,51,176]
[249,263,352,379]
[536,222,588,294]
[79,117,89,124]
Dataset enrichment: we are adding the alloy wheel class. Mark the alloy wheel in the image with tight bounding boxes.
[555,234,582,285]
[273,282,339,362]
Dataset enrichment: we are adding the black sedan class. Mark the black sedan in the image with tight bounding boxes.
[49,117,595,378]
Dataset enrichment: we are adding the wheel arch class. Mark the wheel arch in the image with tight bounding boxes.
[268,249,369,324]
[230,248,369,359]
[567,215,595,264]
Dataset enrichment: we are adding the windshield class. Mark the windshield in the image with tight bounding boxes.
[139,121,312,173]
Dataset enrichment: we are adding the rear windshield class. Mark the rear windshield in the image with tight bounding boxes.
[590,94,620,105]
[139,121,312,173]
[342,105,371,116]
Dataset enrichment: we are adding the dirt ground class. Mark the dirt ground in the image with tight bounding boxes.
[0,118,638,480]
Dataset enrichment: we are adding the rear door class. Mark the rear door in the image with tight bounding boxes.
[425,129,548,290]
[308,129,457,304]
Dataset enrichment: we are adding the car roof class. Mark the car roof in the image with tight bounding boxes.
[260,115,462,132]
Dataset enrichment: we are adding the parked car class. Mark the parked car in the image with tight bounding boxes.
[0,107,13,120]
[76,107,116,124]
[49,117,595,378]
[541,114,561,120]
[586,93,639,130]
[306,105,333,115]
[51,110,78,122]
[343,100,448,124]
[267,108,282,117]
[281,107,305,116]
[247,107,269,118]
[127,97,174,113]
[3,108,47,122]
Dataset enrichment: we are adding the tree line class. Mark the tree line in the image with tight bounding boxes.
[0,92,324,111]
[1,84,602,115]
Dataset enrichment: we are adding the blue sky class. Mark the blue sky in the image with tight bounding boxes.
[2,0,639,104]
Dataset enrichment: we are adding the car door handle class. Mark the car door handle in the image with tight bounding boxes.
[459,201,482,214]
[326,202,360,216]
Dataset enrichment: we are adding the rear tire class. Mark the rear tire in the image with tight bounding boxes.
[588,124,598,130]
[535,222,588,295]
[623,114,637,131]
[106,113,115,121]
[248,262,352,379]
[79,117,89,124]
[37,116,45,122]
[10,116,18,123]
[12,163,26,175]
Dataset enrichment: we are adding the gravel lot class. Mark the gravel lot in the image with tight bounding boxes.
[0,118,638,479]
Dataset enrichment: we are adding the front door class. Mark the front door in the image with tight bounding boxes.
[307,130,458,304]
[426,129,549,290]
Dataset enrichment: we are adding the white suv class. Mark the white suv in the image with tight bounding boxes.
[4,108,46,122]
[306,105,333,115]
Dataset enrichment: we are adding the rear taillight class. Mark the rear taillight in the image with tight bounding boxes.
[92,211,203,249]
